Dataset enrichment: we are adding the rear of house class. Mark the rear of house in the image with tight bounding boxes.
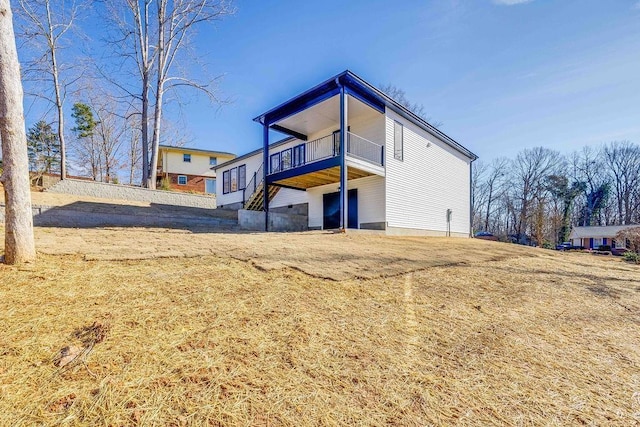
[215,70,476,236]
[157,145,235,194]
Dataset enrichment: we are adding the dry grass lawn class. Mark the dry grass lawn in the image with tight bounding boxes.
[1,225,639,426]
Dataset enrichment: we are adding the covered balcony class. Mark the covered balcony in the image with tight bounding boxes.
[267,130,384,189]
[253,70,389,229]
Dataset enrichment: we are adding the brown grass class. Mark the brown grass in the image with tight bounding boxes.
[1,226,639,426]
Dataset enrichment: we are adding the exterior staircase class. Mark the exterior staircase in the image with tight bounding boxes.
[244,182,280,211]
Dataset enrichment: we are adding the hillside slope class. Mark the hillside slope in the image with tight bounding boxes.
[0,228,639,425]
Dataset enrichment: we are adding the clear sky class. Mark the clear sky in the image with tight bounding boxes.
[22,0,640,163]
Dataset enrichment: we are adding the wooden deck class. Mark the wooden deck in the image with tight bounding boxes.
[271,166,374,190]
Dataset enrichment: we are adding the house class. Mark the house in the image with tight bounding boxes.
[214,70,478,235]
[156,145,235,194]
[569,225,638,250]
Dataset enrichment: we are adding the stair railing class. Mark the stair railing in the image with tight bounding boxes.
[242,162,264,207]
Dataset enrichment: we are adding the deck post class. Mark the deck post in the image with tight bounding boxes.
[263,122,269,231]
[339,83,348,231]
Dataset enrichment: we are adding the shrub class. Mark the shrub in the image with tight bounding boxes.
[616,227,640,253]
[597,245,611,252]
[542,241,554,249]
[160,177,171,191]
[622,251,639,264]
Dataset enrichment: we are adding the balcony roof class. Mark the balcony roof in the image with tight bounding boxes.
[253,70,478,161]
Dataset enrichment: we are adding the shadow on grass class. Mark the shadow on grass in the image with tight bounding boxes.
[32,201,242,234]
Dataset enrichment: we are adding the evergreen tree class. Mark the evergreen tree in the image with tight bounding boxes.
[27,120,60,174]
[71,102,96,138]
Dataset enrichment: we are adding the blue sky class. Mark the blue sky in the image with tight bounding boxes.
[22,0,640,163]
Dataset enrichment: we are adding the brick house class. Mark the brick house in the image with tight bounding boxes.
[157,145,235,194]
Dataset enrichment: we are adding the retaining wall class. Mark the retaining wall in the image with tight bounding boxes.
[238,209,308,232]
[47,178,217,209]
[0,203,237,230]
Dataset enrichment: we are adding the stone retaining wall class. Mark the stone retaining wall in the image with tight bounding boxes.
[47,178,217,209]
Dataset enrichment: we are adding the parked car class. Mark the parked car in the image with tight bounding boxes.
[475,231,499,241]
[556,242,584,251]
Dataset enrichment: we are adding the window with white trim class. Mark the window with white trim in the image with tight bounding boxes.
[209,156,217,166]
[177,175,187,185]
[183,153,191,163]
[394,121,403,161]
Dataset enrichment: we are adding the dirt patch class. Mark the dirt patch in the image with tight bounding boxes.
[26,226,547,281]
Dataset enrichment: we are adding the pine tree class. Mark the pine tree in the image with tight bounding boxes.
[27,120,60,175]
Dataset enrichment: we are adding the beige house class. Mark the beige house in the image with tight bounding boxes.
[157,145,235,194]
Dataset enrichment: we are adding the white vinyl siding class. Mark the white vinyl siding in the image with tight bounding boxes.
[270,188,310,208]
[384,110,472,236]
[215,138,305,206]
[306,175,385,229]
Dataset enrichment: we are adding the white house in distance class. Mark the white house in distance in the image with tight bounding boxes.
[156,145,235,194]
[569,224,638,250]
[214,70,478,236]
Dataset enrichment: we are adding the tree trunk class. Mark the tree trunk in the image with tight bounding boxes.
[141,72,149,186]
[148,0,165,191]
[148,87,163,190]
[0,0,36,264]
[45,0,66,179]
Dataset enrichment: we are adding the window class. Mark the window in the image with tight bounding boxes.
[238,164,246,190]
[209,156,217,166]
[270,153,281,173]
[177,175,187,185]
[293,144,305,167]
[183,153,191,163]
[223,170,230,194]
[205,178,216,194]
[230,167,238,192]
[281,148,292,170]
[394,121,403,161]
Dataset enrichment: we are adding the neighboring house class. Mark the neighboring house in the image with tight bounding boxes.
[157,145,235,194]
[569,225,638,250]
[214,70,478,236]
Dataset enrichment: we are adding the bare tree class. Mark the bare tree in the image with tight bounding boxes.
[379,84,442,127]
[603,141,640,225]
[0,0,36,264]
[511,147,562,242]
[17,0,85,180]
[106,0,234,188]
[127,124,142,185]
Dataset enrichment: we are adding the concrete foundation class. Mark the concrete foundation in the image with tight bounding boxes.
[238,209,308,232]
[385,225,470,237]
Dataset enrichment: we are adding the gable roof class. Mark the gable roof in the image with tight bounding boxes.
[253,70,478,161]
[159,144,235,158]
[569,224,640,239]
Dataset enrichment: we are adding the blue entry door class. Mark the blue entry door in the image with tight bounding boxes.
[322,189,358,229]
